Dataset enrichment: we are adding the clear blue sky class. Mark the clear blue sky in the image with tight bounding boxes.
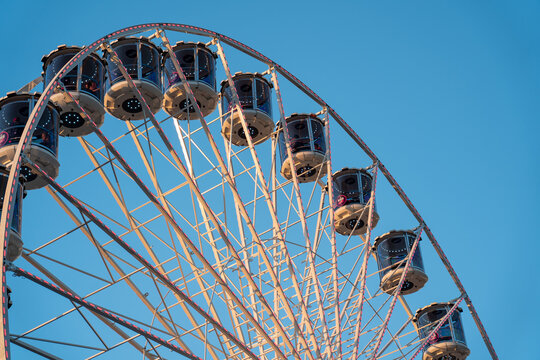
[1,1,538,359]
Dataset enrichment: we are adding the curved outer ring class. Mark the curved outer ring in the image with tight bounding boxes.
[0,23,498,360]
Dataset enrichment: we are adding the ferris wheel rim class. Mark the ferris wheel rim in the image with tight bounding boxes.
[0,22,498,360]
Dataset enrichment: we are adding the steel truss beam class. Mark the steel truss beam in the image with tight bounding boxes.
[158,31,315,360]
[22,252,158,359]
[10,337,62,360]
[7,264,200,360]
[24,157,258,360]
[103,39,290,360]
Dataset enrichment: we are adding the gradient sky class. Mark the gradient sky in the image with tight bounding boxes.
[1,1,538,359]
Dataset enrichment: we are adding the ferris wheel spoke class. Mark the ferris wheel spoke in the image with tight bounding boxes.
[11,333,106,353]
[171,119,266,356]
[155,148,301,358]
[156,36,326,360]
[369,229,423,359]
[325,106,498,359]
[337,244,372,321]
[349,163,381,360]
[80,85,228,297]
[310,188,328,256]
[322,106,342,358]
[158,33,324,359]
[87,113,172,164]
[217,113,318,358]
[105,38,293,360]
[92,120,285,359]
[352,291,412,359]
[303,175,326,218]
[22,217,91,256]
[73,304,111,351]
[335,260,415,357]
[144,276,232,357]
[78,136,175,277]
[37,188,207,354]
[126,118,240,328]
[8,265,205,360]
[22,249,111,285]
[123,122,183,173]
[20,253,156,358]
[77,211,118,283]
[23,158,261,360]
[372,316,414,360]
[12,275,172,358]
[9,337,65,360]
[174,119,221,172]
[265,67,336,359]
[193,170,267,354]
[139,340,163,360]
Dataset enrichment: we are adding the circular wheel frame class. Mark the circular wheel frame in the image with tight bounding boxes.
[0,23,497,360]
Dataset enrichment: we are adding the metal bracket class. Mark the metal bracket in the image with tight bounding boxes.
[16,76,43,94]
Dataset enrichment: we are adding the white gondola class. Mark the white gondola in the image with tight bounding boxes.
[42,45,106,136]
[332,167,379,235]
[278,113,327,183]
[413,302,470,360]
[221,72,273,146]
[0,168,24,261]
[104,37,163,120]
[162,42,218,120]
[0,92,60,190]
[373,229,428,295]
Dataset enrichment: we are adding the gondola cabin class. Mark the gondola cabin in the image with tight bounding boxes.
[42,45,106,136]
[162,42,218,119]
[221,72,273,146]
[0,168,24,261]
[413,302,470,360]
[0,92,60,190]
[278,113,327,183]
[104,37,163,120]
[332,167,379,235]
[373,230,428,295]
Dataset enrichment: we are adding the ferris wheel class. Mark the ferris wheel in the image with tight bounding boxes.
[0,23,498,360]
